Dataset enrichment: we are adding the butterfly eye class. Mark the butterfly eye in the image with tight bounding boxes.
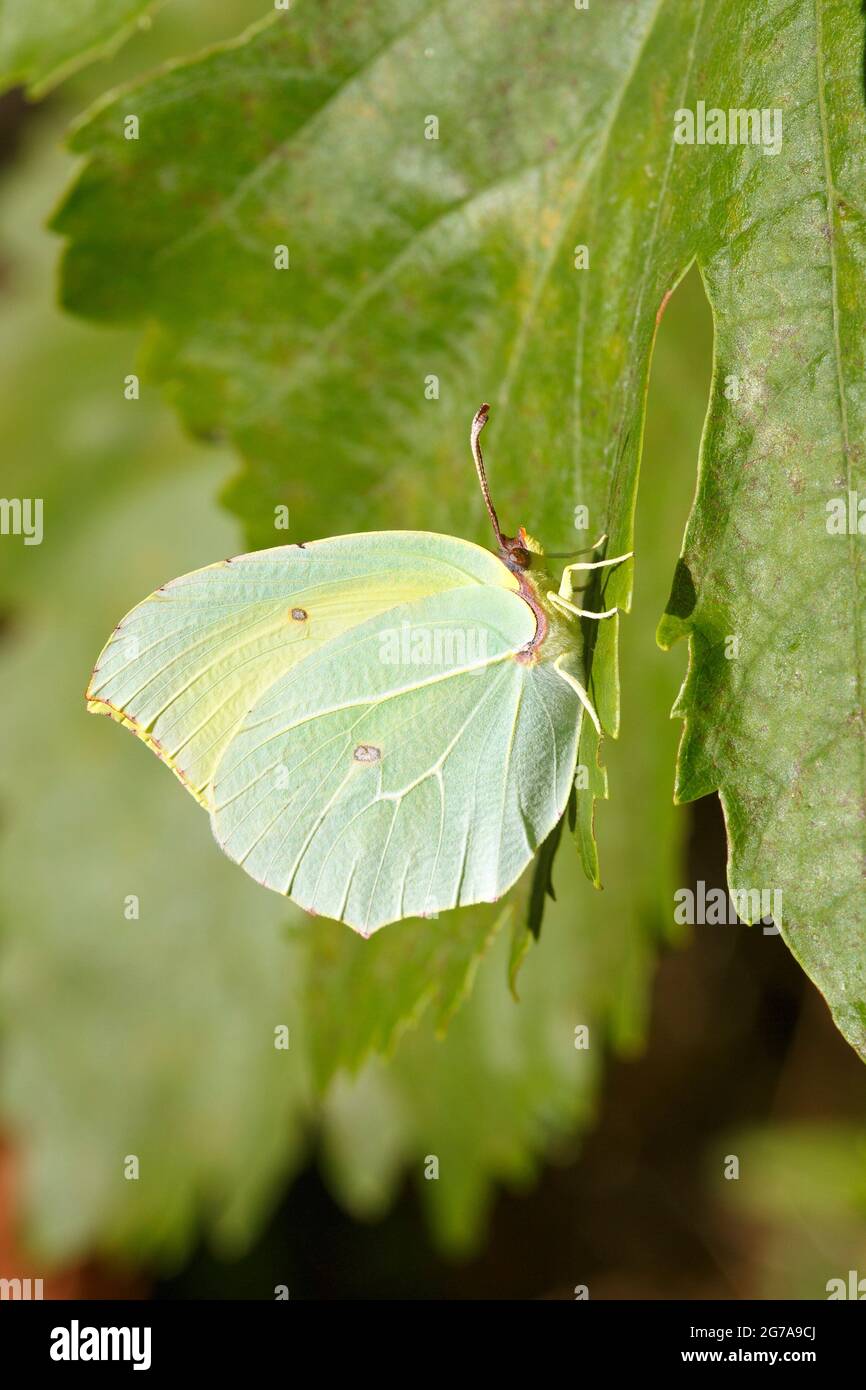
[499,537,532,570]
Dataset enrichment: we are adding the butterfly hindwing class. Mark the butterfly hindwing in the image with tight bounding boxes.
[210,583,580,931]
[87,531,584,932]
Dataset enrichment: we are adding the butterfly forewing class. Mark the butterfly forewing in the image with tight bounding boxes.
[86,532,516,805]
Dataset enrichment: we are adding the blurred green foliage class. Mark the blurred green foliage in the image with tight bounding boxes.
[0,0,159,97]
[719,1125,866,1299]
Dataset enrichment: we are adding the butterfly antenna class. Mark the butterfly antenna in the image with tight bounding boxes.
[470,404,506,549]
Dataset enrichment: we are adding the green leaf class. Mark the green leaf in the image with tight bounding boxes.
[0,0,163,97]
[654,4,866,1061]
[51,0,866,1058]
[526,792,570,942]
[572,721,608,889]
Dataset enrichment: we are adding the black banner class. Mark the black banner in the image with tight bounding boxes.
[0,1298,859,1374]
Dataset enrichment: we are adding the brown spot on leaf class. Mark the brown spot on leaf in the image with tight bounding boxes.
[353,744,381,763]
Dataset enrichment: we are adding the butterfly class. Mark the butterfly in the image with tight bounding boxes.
[87,405,631,935]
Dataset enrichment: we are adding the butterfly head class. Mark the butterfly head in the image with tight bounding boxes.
[499,525,543,572]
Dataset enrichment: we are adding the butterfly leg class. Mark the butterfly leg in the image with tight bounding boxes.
[553,654,601,735]
[549,541,629,733]
[547,591,619,621]
[557,545,634,600]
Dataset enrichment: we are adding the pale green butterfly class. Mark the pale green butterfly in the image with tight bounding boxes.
[87,406,631,935]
